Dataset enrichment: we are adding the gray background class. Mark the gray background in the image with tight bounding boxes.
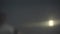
[1,0,60,34]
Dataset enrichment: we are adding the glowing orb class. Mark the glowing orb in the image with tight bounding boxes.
[48,20,54,27]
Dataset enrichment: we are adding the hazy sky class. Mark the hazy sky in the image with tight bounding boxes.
[1,0,60,34]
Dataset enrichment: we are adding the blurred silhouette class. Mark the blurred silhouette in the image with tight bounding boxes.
[0,12,18,34]
[0,0,18,34]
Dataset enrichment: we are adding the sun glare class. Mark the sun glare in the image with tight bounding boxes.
[48,20,54,27]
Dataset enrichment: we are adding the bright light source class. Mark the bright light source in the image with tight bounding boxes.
[48,20,54,27]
